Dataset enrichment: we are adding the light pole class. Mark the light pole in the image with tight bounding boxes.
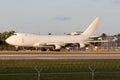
[35,67,42,80]
[89,66,96,80]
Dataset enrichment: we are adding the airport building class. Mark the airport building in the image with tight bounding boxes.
[70,31,82,35]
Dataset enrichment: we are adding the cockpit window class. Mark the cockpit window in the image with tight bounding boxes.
[13,33,17,35]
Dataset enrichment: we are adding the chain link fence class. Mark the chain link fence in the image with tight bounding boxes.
[0,69,120,80]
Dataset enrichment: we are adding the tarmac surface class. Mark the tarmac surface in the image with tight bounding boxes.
[0,51,120,60]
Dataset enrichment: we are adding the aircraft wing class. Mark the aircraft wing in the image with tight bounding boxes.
[87,40,108,43]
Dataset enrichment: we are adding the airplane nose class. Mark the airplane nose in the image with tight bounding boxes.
[5,36,16,46]
[5,37,13,45]
[5,38,10,44]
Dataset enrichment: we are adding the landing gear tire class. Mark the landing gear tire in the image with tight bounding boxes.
[40,48,46,51]
[46,49,51,51]
[15,46,19,51]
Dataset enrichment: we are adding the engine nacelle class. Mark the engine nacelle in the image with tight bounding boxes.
[55,44,61,50]
[79,43,85,48]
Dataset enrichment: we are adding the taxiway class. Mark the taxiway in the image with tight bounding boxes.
[0,51,120,60]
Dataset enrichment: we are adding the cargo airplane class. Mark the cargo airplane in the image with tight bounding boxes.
[5,17,100,51]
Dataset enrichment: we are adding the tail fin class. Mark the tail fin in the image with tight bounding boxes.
[81,17,100,36]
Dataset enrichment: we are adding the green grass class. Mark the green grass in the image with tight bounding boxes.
[0,59,120,80]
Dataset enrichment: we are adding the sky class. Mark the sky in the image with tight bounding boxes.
[0,0,120,35]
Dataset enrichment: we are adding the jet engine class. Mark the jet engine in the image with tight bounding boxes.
[79,43,85,48]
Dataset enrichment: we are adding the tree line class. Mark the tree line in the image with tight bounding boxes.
[0,31,15,50]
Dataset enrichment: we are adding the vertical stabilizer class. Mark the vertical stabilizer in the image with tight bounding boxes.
[81,17,100,36]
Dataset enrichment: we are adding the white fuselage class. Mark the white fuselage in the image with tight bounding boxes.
[6,33,88,47]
